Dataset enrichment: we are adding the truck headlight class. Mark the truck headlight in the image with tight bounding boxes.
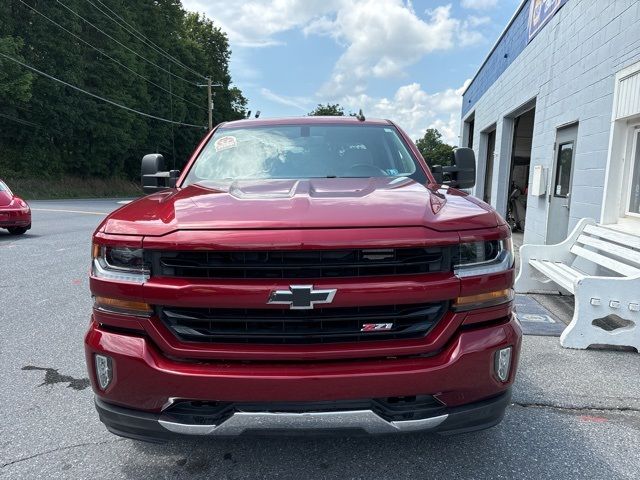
[454,238,513,278]
[92,244,149,283]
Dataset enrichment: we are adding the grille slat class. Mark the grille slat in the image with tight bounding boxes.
[152,247,450,279]
[160,303,446,345]
[163,305,442,321]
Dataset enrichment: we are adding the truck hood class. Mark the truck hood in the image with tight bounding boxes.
[102,178,500,236]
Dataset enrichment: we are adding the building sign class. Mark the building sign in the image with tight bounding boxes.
[528,0,567,42]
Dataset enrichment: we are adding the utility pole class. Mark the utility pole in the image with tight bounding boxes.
[207,77,213,131]
[198,78,222,131]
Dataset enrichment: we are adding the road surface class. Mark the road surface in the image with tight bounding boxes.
[1,199,639,479]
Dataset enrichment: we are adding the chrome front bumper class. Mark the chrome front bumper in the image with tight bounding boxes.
[95,390,511,442]
[158,410,449,436]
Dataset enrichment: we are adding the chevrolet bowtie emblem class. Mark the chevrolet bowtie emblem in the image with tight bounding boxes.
[268,285,337,310]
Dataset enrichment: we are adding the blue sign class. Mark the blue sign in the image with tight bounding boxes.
[528,0,567,42]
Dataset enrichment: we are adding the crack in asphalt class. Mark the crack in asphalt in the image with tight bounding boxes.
[1,439,125,469]
[511,401,640,413]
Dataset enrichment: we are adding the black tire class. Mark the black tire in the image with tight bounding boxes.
[7,227,28,235]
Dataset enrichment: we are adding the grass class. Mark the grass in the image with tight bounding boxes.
[4,176,143,200]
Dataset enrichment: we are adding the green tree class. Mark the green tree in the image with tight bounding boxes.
[0,37,33,102]
[308,103,345,116]
[0,0,248,180]
[415,128,455,167]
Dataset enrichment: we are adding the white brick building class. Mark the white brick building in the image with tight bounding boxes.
[460,0,640,244]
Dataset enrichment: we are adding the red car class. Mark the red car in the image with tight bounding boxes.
[86,117,521,441]
[0,180,31,235]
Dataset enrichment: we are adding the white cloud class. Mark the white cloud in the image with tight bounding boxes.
[181,1,485,143]
[404,0,416,15]
[459,20,486,47]
[182,0,485,93]
[468,15,492,27]
[315,2,464,97]
[338,80,471,145]
[182,1,485,68]
[182,0,343,47]
[260,88,312,112]
[461,0,499,10]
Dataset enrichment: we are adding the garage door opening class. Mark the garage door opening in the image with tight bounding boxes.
[507,107,535,232]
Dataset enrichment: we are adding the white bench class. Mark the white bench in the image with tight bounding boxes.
[515,218,640,351]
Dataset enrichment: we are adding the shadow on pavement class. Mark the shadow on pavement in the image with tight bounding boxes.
[118,409,623,479]
[0,232,40,241]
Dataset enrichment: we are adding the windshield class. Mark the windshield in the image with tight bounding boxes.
[0,181,10,193]
[183,124,427,185]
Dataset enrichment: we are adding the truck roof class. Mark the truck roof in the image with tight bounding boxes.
[221,116,393,129]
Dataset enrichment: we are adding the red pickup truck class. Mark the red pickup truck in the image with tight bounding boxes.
[86,116,520,441]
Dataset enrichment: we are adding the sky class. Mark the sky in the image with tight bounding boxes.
[181,0,523,145]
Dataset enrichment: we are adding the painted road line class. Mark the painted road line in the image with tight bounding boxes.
[31,208,107,216]
[117,200,132,205]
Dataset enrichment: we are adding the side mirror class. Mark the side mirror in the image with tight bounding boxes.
[451,147,476,189]
[431,147,476,189]
[141,154,179,194]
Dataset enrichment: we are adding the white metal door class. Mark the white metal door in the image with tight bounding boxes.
[546,124,578,244]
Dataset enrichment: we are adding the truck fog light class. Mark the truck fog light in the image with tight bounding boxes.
[494,347,512,382]
[95,354,113,390]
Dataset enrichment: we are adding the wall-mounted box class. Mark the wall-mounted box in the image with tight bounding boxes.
[530,165,546,197]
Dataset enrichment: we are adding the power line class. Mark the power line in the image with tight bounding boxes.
[0,51,206,128]
[0,111,66,136]
[18,0,206,112]
[86,0,207,81]
[55,0,201,86]
[0,112,42,129]
[91,0,201,76]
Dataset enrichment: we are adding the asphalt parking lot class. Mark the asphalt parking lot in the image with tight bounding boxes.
[1,199,639,480]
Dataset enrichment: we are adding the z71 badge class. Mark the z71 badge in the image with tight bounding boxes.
[361,323,394,332]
